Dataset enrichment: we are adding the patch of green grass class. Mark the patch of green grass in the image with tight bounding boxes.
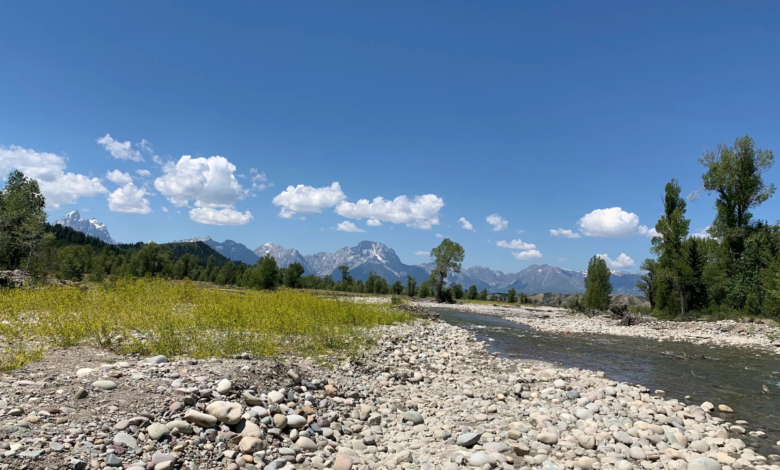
[0,279,410,370]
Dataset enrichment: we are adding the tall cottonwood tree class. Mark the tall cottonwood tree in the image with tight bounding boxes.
[699,136,775,256]
[430,238,465,303]
[582,255,611,311]
[406,275,417,297]
[651,179,691,316]
[636,258,657,309]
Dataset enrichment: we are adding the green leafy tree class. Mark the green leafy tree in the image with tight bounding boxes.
[519,292,529,304]
[337,266,352,282]
[353,279,364,293]
[729,226,775,312]
[375,277,389,294]
[406,275,417,297]
[651,179,691,316]
[467,285,478,300]
[430,238,465,302]
[684,238,708,311]
[58,245,92,281]
[418,281,432,298]
[699,136,775,256]
[478,288,488,301]
[216,261,237,285]
[391,280,404,295]
[173,253,200,279]
[137,242,173,277]
[257,255,279,290]
[636,258,657,309]
[284,262,305,288]
[199,255,217,282]
[451,284,463,300]
[507,288,517,303]
[365,271,377,294]
[582,255,612,311]
[0,171,51,271]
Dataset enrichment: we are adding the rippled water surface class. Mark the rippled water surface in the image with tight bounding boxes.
[437,309,780,455]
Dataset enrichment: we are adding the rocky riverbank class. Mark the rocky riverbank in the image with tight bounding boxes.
[415,301,780,354]
[0,318,776,470]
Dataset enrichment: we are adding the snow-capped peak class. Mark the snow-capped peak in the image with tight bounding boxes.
[55,211,116,244]
[174,236,213,243]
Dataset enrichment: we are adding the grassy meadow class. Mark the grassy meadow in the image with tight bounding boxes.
[0,279,410,371]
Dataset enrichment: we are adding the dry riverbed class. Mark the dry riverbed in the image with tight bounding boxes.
[0,318,776,470]
[414,301,780,354]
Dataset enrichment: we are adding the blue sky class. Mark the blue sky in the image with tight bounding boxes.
[1,1,779,273]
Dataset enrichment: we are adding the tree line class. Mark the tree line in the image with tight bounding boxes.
[1,169,528,304]
[634,136,778,318]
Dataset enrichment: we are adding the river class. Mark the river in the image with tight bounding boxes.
[436,309,780,456]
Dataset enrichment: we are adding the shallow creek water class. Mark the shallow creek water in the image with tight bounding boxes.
[437,309,780,456]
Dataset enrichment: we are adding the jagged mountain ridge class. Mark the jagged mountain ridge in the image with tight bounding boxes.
[54,211,116,244]
[302,241,429,284]
[254,243,313,275]
[197,239,643,295]
[176,237,260,266]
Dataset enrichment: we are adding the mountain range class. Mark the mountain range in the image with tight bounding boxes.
[55,211,116,244]
[168,238,643,296]
[57,214,643,295]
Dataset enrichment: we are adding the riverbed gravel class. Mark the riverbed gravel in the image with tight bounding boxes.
[0,318,776,470]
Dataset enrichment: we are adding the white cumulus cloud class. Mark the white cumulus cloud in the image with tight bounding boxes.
[106,170,133,185]
[154,155,245,208]
[486,214,508,231]
[578,207,653,237]
[497,239,536,250]
[689,226,711,239]
[335,221,364,233]
[414,250,429,256]
[153,155,252,225]
[250,171,269,191]
[550,228,581,238]
[162,206,168,213]
[272,182,346,219]
[335,194,444,229]
[458,217,475,231]
[135,169,151,177]
[189,207,253,225]
[513,250,543,260]
[638,225,659,238]
[367,218,382,227]
[108,183,151,214]
[96,134,144,162]
[597,253,635,269]
[0,144,107,209]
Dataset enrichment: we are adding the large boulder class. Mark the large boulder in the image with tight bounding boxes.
[205,401,242,425]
